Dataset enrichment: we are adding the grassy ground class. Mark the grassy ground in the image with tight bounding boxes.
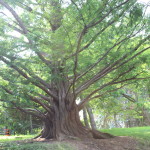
[0,135,34,142]
[101,126,150,140]
[0,126,150,149]
[0,142,73,150]
[0,135,73,150]
[101,126,150,150]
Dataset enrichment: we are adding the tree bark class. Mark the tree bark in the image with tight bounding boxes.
[29,115,33,134]
[37,67,114,140]
[83,107,90,128]
[86,105,97,130]
[40,102,114,140]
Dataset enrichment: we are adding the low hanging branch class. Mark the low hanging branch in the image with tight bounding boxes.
[0,98,45,120]
[0,56,57,99]
[0,85,53,115]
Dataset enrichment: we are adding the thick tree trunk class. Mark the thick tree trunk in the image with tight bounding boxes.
[39,101,114,140]
[40,103,92,140]
[38,66,114,140]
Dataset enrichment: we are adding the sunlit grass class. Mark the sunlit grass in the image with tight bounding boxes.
[101,126,150,149]
[101,126,150,140]
[0,142,73,150]
[1,127,150,149]
[0,135,35,142]
[0,135,73,149]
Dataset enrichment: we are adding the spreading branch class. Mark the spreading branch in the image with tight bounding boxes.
[0,0,28,34]
[0,98,45,120]
[77,66,135,109]
[0,56,57,99]
[75,35,150,95]
[0,84,53,114]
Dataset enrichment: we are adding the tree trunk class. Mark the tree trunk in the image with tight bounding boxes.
[40,102,114,140]
[86,105,97,130]
[83,107,90,128]
[40,103,91,140]
[29,115,33,134]
[38,66,114,140]
[101,114,110,129]
[114,113,121,128]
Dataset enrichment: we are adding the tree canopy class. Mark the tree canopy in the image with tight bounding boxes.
[0,0,149,140]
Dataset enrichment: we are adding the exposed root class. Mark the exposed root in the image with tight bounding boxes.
[33,133,42,139]
[90,129,115,139]
[33,129,114,141]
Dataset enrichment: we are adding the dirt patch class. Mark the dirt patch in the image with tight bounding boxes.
[15,136,149,150]
[65,136,138,150]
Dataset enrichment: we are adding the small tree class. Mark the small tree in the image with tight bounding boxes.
[0,0,149,140]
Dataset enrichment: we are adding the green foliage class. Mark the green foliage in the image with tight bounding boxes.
[0,0,149,135]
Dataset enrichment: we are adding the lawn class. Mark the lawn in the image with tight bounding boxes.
[101,126,150,149]
[0,127,150,149]
[101,126,150,140]
[0,135,73,150]
[0,142,73,150]
[0,135,34,142]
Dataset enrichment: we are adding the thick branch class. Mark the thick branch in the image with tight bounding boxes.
[78,66,136,110]
[0,84,54,117]
[0,0,28,34]
[0,56,57,99]
[75,35,150,95]
[7,23,25,34]
[0,98,45,120]
[28,95,53,114]
[76,33,134,81]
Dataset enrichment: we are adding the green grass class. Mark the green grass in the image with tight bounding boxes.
[101,126,150,149]
[1,127,150,149]
[101,126,150,140]
[0,142,73,150]
[0,135,74,150]
[0,135,35,142]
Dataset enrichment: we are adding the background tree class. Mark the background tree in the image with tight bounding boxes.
[0,0,149,140]
[92,79,150,128]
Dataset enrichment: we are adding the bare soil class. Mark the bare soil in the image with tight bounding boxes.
[17,136,150,150]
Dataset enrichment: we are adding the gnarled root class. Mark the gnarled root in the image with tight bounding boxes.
[90,129,115,139]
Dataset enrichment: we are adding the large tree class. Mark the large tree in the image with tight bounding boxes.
[0,0,149,140]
